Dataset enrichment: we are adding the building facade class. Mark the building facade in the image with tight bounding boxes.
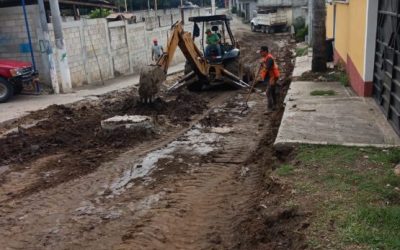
[326,0,400,133]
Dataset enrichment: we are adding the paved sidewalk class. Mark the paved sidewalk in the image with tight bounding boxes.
[0,63,185,124]
[292,55,311,78]
[274,81,400,149]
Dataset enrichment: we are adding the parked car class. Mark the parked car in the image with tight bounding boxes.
[0,59,35,103]
[250,8,288,34]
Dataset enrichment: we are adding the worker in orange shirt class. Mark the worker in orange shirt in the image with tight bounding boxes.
[258,46,280,112]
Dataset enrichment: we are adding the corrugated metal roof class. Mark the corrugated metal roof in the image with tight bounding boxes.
[0,0,116,9]
[106,13,136,20]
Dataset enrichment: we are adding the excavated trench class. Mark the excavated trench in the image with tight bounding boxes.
[0,21,308,249]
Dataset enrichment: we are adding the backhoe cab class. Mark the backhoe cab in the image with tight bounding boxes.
[138,14,249,102]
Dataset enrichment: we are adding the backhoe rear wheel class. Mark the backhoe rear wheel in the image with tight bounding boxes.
[185,61,204,92]
[224,58,248,89]
[225,59,242,78]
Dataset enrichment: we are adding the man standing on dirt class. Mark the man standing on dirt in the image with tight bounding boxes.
[258,46,280,112]
[152,38,164,62]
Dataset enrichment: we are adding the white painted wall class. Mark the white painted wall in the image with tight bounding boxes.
[363,0,378,82]
[256,0,308,7]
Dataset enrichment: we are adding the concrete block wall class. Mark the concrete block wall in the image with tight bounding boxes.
[0,6,209,89]
[57,23,86,87]
[126,23,148,72]
[108,21,130,75]
[82,19,114,84]
[48,19,114,87]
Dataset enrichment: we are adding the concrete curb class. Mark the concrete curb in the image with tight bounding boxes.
[274,139,400,152]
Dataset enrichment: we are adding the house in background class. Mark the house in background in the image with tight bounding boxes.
[326,0,400,133]
[231,0,308,25]
[256,0,308,25]
[237,0,257,22]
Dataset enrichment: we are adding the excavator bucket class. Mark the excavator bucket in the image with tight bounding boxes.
[138,65,167,103]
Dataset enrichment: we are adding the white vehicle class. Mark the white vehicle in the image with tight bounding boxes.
[250,8,287,33]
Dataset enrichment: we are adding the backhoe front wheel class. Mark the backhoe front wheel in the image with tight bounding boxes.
[0,78,14,103]
[251,24,256,32]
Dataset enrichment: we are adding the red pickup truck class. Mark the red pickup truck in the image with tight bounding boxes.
[0,59,35,103]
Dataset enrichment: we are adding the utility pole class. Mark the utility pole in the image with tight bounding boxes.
[180,0,185,24]
[49,0,72,92]
[21,0,36,71]
[154,0,158,15]
[211,0,216,15]
[124,0,127,12]
[38,0,59,93]
[312,0,327,72]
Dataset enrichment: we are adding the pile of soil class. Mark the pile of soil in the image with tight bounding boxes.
[0,89,208,198]
[129,90,208,123]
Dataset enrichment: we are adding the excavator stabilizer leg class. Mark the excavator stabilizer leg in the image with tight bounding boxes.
[221,69,251,88]
[167,71,196,92]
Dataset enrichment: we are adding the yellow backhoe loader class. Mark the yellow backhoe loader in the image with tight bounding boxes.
[139,14,250,102]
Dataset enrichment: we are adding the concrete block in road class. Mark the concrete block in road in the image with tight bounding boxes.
[101,115,153,131]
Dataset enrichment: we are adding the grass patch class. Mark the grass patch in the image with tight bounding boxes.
[297,145,361,166]
[338,71,349,86]
[343,206,400,249]
[297,66,349,84]
[285,145,400,248]
[310,90,336,96]
[296,46,308,57]
[276,164,294,176]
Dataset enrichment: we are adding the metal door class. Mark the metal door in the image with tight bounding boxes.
[373,0,400,133]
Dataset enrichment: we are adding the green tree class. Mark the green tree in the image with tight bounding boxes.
[89,8,111,18]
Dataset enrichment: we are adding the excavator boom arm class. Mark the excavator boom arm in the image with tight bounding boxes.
[157,22,207,77]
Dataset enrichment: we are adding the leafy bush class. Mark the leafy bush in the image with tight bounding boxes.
[295,26,308,42]
[231,6,237,13]
[89,8,111,19]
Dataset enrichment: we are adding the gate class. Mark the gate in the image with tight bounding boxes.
[373,0,400,133]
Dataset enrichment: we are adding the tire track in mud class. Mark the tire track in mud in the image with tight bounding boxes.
[114,93,269,250]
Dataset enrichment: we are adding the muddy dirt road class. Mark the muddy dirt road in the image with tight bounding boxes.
[0,18,303,249]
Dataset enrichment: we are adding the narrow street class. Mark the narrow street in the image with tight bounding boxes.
[0,18,302,249]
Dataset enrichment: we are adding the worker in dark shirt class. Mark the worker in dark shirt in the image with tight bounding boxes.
[258,46,280,111]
